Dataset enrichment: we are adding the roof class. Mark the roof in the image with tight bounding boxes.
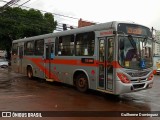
[13,21,149,43]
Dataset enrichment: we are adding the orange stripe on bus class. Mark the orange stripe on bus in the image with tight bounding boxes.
[15,56,122,80]
[14,56,122,68]
[44,59,122,68]
[45,59,98,67]
[25,57,59,81]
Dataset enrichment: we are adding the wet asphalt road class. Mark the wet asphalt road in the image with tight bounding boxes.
[0,68,160,120]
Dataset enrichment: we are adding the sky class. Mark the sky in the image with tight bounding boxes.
[1,0,160,30]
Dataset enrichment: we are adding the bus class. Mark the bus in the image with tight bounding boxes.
[11,21,154,95]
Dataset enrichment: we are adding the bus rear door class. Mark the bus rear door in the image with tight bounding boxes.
[44,42,55,81]
[98,37,114,92]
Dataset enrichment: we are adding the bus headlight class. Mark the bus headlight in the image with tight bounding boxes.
[117,73,130,83]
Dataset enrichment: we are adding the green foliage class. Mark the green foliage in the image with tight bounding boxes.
[0,7,57,51]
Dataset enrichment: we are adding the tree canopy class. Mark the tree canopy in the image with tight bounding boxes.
[0,7,57,55]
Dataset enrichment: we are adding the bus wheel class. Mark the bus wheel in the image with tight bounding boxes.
[27,67,33,79]
[76,74,88,92]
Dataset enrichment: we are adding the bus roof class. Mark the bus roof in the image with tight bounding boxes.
[12,21,149,43]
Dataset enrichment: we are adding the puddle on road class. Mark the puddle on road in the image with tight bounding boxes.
[117,93,153,111]
[0,68,25,91]
[0,79,12,89]
[0,69,12,89]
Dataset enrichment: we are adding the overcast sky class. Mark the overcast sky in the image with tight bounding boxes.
[1,0,160,30]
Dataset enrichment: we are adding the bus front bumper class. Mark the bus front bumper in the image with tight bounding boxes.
[115,80,154,94]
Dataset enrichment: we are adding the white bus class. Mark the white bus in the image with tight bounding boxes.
[11,21,154,95]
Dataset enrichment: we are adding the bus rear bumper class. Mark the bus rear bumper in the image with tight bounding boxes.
[115,80,153,94]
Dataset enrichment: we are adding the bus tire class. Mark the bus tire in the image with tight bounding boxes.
[27,66,33,79]
[76,74,88,92]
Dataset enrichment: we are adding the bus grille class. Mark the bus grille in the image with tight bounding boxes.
[130,78,147,83]
[127,71,150,77]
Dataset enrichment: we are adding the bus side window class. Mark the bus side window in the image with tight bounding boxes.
[24,41,34,55]
[57,35,74,56]
[12,43,18,55]
[75,31,95,56]
[99,40,104,62]
[108,38,113,62]
[34,39,44,56]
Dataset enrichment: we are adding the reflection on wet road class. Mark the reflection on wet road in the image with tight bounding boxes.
[0,68,160,120]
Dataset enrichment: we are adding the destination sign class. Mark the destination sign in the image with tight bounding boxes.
[127,27,142,35]
[118,23,152,37]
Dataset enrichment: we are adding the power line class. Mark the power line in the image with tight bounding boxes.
[0,11,76,31]
[1,0,100,31]
[0,0,22,13]
[1,0,79,20]
[1,0,79,31]
[18,0,31,7]
[1,0,100,24]
[0,9,71,32]
[0,0,20,8]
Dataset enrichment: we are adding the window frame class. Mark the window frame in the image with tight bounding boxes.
[75,31,95,56]
[12,43,18,55]
[56,35,75,56]
[34,39,44,56]
[24,41,35,55]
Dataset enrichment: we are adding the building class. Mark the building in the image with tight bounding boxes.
[153,30,160,56]
[153,30,160,73]
[78,19,95,28]
[154,42,160,56]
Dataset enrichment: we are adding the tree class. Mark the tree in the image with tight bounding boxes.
[0,7,57,60]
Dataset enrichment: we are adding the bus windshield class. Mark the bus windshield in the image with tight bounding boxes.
[118,36,153,69]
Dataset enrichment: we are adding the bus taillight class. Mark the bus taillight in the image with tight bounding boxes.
[117,73,130,83]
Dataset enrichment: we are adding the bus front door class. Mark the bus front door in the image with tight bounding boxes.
[44,43,55,80]
[98,37,114,92]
